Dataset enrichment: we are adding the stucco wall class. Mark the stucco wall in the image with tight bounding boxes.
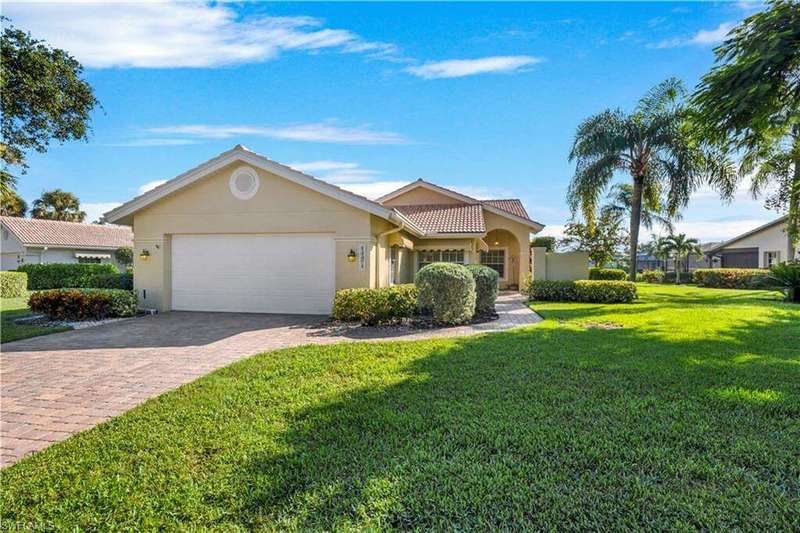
[717,221,794,267]
[531,248,589,281]
[132,162,379,311]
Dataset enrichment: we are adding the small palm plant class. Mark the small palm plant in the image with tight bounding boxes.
[664,233,701,284]
[763,261,800,303]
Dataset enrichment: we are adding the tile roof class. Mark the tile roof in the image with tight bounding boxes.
[482,199,530,220]
[393,204,486,234]
[0,216,133,249]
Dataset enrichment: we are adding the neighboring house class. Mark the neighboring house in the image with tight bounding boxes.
[1,216,133,271]
[636,242,720,273]
[705,215,797,268]
[103,145,545,315]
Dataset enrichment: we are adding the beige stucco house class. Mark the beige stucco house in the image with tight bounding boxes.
[1,216,132,271]
[104,145,544,314]
[705,215,797,268]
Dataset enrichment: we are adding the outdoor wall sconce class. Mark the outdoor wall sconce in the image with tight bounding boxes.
[139,249,151,261]
[347,249,357,263]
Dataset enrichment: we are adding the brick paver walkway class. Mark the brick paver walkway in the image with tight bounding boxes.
[0,293,540,467]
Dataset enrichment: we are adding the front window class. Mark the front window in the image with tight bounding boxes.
[480,249,506,279]
[78,256,102,264]
[418,249,465,269]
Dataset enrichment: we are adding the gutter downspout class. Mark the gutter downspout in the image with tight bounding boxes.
[376,222,405,287]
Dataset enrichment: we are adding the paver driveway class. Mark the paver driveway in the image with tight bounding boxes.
[0,293,540,467]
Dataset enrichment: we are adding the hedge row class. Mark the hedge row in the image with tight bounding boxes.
[332,284,418,325]
[88,272,133,290]
[332,263,500,326]
[637,270,665,283]
[588,267,628,281]
[694,268,767,289]
[0,271,27,298]
[17,263,119,290]
[29,289,137,321]
[526,279,637,303]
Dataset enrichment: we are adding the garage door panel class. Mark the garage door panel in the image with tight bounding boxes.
[171,234,334,314]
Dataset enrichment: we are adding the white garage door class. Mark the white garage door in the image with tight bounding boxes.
[171,234,335,314]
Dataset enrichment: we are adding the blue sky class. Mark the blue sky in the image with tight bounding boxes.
[4,1,775,242]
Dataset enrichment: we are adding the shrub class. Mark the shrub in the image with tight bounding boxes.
[694,268,766,289]
[415,262,476,325]
[575,280,637,303]
[526,279,637,303]
[760,261,800,303]
[0,271,28,298]
[29,289,137,320]
[465,264,499,315]
[332,284,418,325]
[589,267,628,281]
[18,263,118,290]
[637,270,665,283]
[663,271,695,284]
[114,247,134,267]
[526,280,578,302]
[87,272,133,290]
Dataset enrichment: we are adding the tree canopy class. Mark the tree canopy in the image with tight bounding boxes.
[691,0,800,242]
[31,189,86,222]
[0,189,27,217]
[0,18,98,198]
[559,208,628,268]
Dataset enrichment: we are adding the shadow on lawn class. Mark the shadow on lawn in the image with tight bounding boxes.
[234,308,800,530]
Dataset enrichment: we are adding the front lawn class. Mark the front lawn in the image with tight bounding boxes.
[1,284,798,529]
[0,296,70,344]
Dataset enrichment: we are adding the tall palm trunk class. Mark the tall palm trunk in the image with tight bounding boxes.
[628,177,644,281]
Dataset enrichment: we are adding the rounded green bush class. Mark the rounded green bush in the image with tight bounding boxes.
[465,264,499,315]
[588,267,628,281]
[415,262,476,325]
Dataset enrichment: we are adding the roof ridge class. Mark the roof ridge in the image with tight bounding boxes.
[0,216,129,229]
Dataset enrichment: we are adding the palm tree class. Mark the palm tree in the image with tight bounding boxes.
[663,233,701,284]
[0,189,27,217]
[31,189,86,222]
[602,183,677,233]
[641,234,672,273]
[568,78,736,281]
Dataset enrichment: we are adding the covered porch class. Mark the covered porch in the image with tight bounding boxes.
[388,228,527,290]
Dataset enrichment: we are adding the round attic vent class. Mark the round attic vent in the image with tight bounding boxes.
[229,166,259,200]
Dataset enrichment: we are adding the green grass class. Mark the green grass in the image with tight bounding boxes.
[0,296,70,344]
[1,284,798,530]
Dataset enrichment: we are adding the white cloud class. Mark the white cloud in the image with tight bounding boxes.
[148,122,408,145]
[669,218,772,243]
[538,224,566,239]
[138,180,168,195]
[107,139,199,147]
[3,1,401,68]
[689,22,735,45]
[83,202,122,223]
[649,22,734,49]
[338,181,409,200]
[324,169,382,184]
[444,185,513,200]
[287,160,359,172]
[734,1,765,12]
[405,56,542,79]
